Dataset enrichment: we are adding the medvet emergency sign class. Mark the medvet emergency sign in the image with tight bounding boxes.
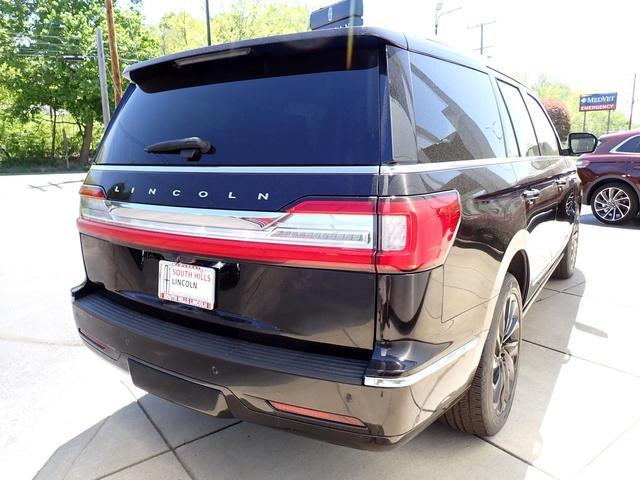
[579,93,618,112]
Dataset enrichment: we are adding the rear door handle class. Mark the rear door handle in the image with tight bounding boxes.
[522,189,541,201]
[555,179,568,187]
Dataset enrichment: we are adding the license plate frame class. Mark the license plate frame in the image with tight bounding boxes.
[158,261,216,310]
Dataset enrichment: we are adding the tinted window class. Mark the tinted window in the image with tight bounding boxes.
[616,136,640,152]
[497,81,540,157]
[495,83,520,157]
[408,53,505,163]
[96,51,379,166]
[524,94,560,155]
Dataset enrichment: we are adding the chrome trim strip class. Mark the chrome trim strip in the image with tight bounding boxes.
[380,156,538,174]
[91,157,552,175]
[107,201,284,230]
[363,336,480,388]
[90,165,380,174]
[80,199,375,249]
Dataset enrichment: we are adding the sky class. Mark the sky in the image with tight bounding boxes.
[140,0,640,117]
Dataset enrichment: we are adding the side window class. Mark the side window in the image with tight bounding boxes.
[616,136,640,153]
[494,80,520,157]
[524,94,560,156]
[497,81,540,157]
[409,53,506,163]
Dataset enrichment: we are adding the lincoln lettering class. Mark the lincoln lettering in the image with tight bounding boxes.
[114,186,270,200]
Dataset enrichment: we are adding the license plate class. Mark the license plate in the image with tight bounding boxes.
[158,261,216,310]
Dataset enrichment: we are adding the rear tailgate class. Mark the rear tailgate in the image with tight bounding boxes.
[79,37,383,352]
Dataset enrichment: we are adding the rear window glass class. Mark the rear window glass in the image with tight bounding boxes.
[407,52,506,163]
[96,50,380,166]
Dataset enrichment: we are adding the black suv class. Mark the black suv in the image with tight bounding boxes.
[72,26,595,450]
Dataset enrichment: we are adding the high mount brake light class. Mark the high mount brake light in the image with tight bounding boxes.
[77,189,461,273]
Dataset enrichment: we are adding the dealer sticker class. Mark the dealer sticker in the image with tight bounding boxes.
[158,261,216,310]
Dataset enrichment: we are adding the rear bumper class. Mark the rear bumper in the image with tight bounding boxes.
[72,285,482,450]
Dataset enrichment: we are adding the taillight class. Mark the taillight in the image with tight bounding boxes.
[77,186,461,273]
[79,184,106,199]
[377,192,461,272]
[575,159,590,168]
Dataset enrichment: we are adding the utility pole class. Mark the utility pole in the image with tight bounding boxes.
[104,0,122,104]
[629,73,637,131]
[96,28,110,125]
[434,3,462,36]
[205,0,212,46]
[468,19,496,55]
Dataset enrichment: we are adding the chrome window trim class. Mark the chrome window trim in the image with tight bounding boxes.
[610,134,640,154]
[91,156,548,176]
[90,165,381,174]
[363,336,480,388]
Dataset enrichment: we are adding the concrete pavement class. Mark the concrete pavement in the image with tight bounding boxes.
[1,173,639,480]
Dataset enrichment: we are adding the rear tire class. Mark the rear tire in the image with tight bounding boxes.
[440,273,522,436]
[590,182,638,225]
[552,222,579,280]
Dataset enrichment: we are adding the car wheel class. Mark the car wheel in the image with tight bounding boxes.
[552,221,579,280]
[440,273,522,436]
[590,182,639,225]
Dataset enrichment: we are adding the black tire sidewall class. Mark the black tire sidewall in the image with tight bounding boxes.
[478,273,523,435]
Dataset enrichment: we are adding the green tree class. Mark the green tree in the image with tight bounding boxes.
[542,99,571,141]
[156,1,311,55]
[0,0,159,165]
[159,11,206,54]
[212,0,310,44]
[533,74,631,137]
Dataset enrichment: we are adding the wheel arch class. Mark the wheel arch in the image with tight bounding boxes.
[488,230,531,321]
[585,175,640,205]
[506,250,529,303]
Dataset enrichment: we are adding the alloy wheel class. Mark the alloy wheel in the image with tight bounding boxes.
[593,187,631,222]
[492,293,521,415]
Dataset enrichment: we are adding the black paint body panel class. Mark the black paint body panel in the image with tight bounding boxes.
[81,235,377,351]
[72,28,581,450]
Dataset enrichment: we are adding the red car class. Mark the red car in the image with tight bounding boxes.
[577,129,640,225]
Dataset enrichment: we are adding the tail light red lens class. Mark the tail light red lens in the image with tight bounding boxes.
[78,187,461,273]
[377,192,462,272]
[78,184,106,199]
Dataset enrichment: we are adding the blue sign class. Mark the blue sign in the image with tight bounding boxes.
[579,92,617,112]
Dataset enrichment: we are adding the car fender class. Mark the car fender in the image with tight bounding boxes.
[583,174,640,204]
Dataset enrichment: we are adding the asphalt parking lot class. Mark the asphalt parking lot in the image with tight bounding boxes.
[1,173,639,480]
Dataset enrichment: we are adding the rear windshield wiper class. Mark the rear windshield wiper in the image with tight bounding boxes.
[145,137,213,160]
